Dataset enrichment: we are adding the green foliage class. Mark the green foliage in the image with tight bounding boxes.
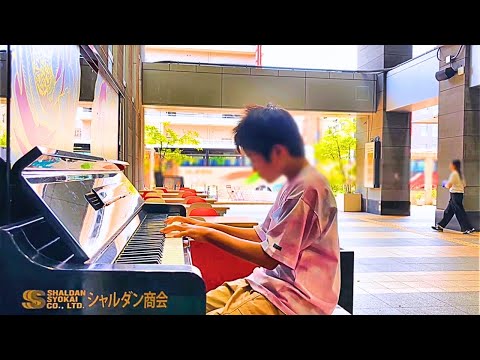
[314,118,356,195]
[245,171,261,184]
[145,123,201,171]
[0,132,6,147]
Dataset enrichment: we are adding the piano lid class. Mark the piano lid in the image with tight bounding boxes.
[12,147,144,262]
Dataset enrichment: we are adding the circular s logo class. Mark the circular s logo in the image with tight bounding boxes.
[22,290,46,309]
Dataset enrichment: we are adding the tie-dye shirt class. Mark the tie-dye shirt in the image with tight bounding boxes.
[246,164,341,315]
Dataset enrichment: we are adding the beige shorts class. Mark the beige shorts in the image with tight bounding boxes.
[206,278,284,315]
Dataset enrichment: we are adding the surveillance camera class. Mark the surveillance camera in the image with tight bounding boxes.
[435,66,457,81]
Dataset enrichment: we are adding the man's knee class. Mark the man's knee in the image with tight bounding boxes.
[206,307,224,315]
[206,278,249,313]
[224,294,284,315]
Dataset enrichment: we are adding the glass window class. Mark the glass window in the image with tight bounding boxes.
[123,45,127,88]
[420,124,428,137]
[413,45,437,57]
[411,160,425,174]
[107,45,114,73]
[91,61,120,159]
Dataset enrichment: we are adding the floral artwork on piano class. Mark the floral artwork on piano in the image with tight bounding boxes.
[10,45,81,164]
[30,156,61,169]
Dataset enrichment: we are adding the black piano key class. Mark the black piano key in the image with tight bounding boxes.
[117,259,159,264]
[117,255,161,261]
[121,250,162,255]
[126,239,164,244]
[122,248,163,253]
[124,242,165,247]
[114,213,171,265]
[122,248,162,252]
[123,243,164,249]
[120,250,162,256]
[131,235,160,238]
[117,252,162,259]
[131,232,164,236]
[122,245,162,250]
[117,255,162,262]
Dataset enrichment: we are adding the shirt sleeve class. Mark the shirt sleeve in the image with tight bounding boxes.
[257,197,317,269]
[253,206,274,243]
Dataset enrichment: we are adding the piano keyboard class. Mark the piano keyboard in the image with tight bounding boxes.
[115,214,185,265]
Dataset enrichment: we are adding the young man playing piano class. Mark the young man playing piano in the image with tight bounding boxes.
[161,104,341,315]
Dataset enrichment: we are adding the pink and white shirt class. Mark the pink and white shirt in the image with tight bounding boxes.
[247,164,341,315]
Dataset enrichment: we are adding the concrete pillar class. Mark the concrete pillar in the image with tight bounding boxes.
[436,45,480,230]
[358,45,413,71]
[356,46,413,215]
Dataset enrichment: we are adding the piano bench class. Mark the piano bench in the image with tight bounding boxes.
[339,249,354,314]
[191,242,355,314]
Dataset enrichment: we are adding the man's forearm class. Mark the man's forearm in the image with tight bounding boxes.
[203,223,261,242]
[205,229,278,270]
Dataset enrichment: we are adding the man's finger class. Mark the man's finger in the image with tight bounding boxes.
[165,230,189,238]
[161,224,187,233]
[165,216,185,224]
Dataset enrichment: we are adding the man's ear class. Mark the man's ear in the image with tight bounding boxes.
[272,144,288,158]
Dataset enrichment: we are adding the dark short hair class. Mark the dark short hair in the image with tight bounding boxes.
[233,104,305,161]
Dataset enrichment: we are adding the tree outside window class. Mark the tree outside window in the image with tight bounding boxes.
[314,118,356,195]
[144,122,201,174]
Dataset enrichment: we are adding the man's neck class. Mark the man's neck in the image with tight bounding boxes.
[284,157,309,181]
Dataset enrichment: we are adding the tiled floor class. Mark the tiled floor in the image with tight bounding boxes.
[338,206,479,315]
[226,204,479,315]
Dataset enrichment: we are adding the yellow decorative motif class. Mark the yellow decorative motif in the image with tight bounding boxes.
[32,55,56,97]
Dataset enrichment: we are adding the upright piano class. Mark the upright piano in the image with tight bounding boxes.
[0,147,205,314]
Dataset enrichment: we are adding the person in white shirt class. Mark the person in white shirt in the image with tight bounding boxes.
[432,159,476,234]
